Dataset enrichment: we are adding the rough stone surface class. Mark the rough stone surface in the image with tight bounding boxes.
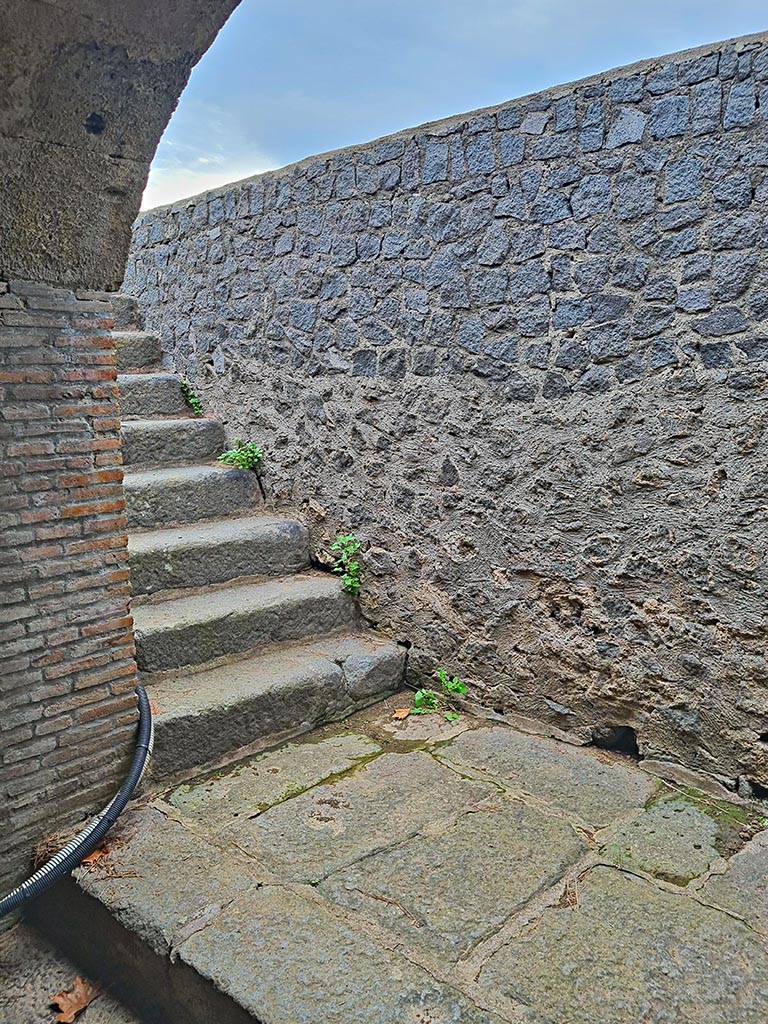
[128,513,310,594]
[439,725,656,826]
[477,866,768,1023]
[145,634,404,777]
[120,416,226,466]
[124,462,261,529]
[132,572,356,671]
[0,923,139,1024]
[165,732,383,830]
[320,797,586,959]
[0,0,241,288]
[117,372,188,418]
[32,704,768,1024]
[596,796,721,883]
[126,32,768,789]
[180,886,503,1024]
[114,330,162,371]
[700,829,768,931]
[222,749,494,880]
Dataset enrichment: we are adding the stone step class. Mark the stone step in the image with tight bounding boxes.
[111,294,142,331]
[121,417,226,468]
[144,633,405,777]
[118,372,187,418]
[129,514,310,596]
[124,463,260,529]
[113,330,162,372]
[132,573,356,673]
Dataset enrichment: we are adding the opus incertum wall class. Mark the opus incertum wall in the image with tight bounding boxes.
[127,33,768,792]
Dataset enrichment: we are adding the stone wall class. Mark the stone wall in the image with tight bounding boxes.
[126,33,768,792]
[0,0,239,289]
[0,282,138,893]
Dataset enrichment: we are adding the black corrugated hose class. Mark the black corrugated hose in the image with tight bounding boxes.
[0,684,153,919]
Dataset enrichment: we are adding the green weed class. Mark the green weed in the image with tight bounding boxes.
[411,669,468,720]
[217,438,264,471]
[180,380,203,417]
[331,533,362,594]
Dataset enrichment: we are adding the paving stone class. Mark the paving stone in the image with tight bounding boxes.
[178,887,504,1024]
[596,796,720,884]
[72,807,262,957]
[438,726,655,826]
[478,866,768,1023]
[700,830,768,930]
[222,750,494,881]
[164,733,382,832]
[320,795,587,959]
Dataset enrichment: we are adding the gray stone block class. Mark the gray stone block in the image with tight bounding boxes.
[571,174,612,220]
[664,158,703,202]
[724,79,757,128]
[649,95,690,138]
[693,306,749,336]
[606,107,647,149]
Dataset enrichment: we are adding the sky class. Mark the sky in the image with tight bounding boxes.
[141,0,768,209]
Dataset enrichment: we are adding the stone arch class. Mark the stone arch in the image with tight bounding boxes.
[0,0,242,289]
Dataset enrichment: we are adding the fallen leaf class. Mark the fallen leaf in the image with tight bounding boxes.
[392,708,411,720]
[80,844,111,866]
[50,976,101,1022]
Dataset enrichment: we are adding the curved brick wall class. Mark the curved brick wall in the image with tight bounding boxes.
[126,33,768,792]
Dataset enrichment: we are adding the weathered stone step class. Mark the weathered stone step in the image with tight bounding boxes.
[121,417,226,468]
[143,633,405,777]
[124,463,260,529]
[129,514,310,595]
[117,372,187,418]
[132,573,356,673]
[113,330,162,372]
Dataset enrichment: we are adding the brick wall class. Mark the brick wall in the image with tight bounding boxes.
[0,280,137,895]
[126,33,768,791]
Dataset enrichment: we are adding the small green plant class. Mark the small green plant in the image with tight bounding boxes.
[411,668,468,720]
[180,380,203,417]
[217,438,264,471]
[330,533,362,594]
[437,668,468,697]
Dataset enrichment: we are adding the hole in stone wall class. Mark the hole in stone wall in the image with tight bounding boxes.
[749,779,768,801]
[591,725,640,759]
[758,733,768,745]
[84,112,106,134]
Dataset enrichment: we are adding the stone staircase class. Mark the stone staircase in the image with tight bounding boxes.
[26,315,768,1024]
[113,322,406,781]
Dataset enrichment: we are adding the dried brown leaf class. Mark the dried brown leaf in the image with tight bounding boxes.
[50,976,101,1023]
[392,708,411,720]
[80,844,111,866]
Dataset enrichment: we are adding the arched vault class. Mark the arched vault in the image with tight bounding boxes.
[0,0,242,289]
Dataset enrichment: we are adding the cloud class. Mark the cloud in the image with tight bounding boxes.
[141,101,278,209]
[141,157,277,210]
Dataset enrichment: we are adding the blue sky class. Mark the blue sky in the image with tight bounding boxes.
[142,0,768,208]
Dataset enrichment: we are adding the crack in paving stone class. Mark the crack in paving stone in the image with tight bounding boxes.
[460,852,602,983]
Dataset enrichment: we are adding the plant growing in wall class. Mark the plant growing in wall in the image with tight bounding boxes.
[331,533,362,594]
[217,438,264,471]
[410,668,468,721]
[180,380,203,417]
